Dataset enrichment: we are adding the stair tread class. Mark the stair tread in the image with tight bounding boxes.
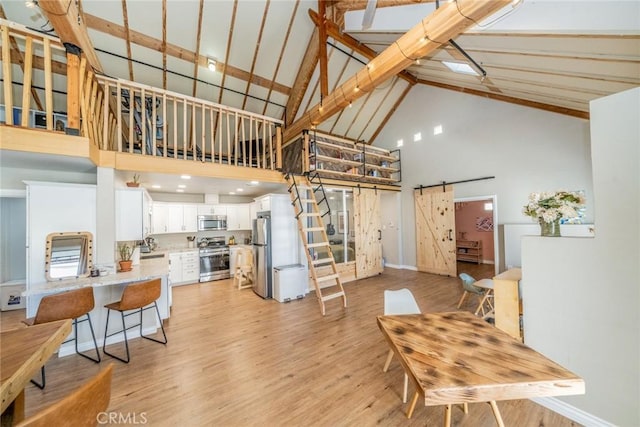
[321,292,345,302]
[300,212,321,217]
[316,273,340,282]
[302,227,325,232]
[307,242,330,248]
[312,258,333,265]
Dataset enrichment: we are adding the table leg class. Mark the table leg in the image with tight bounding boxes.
[403,374,409,403]
[489,401,505,427]
[1,390,25,427]
[462,402,469,414]
[406,392,419,419]
[443,404,452,427]
[383,349,394,372]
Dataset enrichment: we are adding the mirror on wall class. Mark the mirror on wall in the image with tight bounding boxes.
[45,231,93,281]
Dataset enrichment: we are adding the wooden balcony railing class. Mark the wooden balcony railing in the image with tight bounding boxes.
[1,19,283,172]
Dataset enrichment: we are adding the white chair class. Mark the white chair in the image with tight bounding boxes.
[382,288,420,403]
[234,248,254,290]
[457,273,495,317]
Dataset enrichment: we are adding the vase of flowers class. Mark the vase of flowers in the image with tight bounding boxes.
[523,190,585,237]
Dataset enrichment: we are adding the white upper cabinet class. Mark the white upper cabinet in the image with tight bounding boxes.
[116,188,152,241]
[153,202,198,234]
[226,204,252,230]
[197,204,227,216]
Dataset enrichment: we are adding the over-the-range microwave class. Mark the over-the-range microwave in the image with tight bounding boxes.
[197,215,227,231]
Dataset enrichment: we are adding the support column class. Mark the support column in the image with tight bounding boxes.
[64,43,82,136]
[96,167,116,267]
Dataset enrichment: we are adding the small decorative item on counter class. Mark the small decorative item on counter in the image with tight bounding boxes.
[229,236,235,245]
[118,243,133,272]
[126,173,140,187]
[187,235,196,248]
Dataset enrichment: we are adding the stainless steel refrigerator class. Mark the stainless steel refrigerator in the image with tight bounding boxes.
[252,213,272,298]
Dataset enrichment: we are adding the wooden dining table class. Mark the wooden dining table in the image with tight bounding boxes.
[1,319,72,426]
[377,311,585,425]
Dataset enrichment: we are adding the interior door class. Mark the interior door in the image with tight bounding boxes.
[354,188,383,278]
[414,185,457,276]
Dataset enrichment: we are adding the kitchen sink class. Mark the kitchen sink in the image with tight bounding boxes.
[140,253,165,260]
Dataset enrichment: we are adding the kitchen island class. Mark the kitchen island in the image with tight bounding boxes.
[24,257,170,358]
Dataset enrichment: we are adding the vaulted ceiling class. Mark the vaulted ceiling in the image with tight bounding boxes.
[2,0,639,145]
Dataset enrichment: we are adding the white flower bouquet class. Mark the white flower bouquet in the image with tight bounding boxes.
[523,190,585,224]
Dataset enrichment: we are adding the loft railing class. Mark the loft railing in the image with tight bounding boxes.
[1,20,283,172]
[0,21,69,131]
[93,75,283,169]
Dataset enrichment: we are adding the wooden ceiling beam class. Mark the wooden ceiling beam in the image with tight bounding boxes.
[284,0,513,142]
[318,0,329,98]
[416,78,590,119]
[309,9,416,85]
[82,13,290,96]
[334,0,435,12]
[284,28,319,126]
[37,0,102,72]
[121,0,134,81]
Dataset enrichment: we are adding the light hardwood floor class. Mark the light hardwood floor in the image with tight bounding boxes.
[1,266,580,426]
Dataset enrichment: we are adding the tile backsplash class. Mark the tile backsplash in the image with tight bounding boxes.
[150,230,251,250]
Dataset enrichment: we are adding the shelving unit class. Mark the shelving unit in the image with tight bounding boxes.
[308,132,401,185]
[456,240,483,264]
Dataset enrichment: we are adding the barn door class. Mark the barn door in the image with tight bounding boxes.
[414,185,457,276]
[354,188,383,278]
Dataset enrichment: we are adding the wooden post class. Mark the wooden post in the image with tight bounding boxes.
[302,129,310,173]
[65,43,81,135]
[1,26,14,125]
[275,123,282,170]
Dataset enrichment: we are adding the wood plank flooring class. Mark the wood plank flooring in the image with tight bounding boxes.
[1,266,580,426]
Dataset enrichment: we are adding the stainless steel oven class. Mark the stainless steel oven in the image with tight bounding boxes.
[199,245,230,282]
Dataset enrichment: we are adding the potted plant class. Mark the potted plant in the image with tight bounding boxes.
[118,243,133,272]
[126,173,140,187]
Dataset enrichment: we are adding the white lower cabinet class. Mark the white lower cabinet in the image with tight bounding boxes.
[169,250,200,286]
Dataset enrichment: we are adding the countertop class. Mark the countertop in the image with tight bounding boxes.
[24,257,169,297]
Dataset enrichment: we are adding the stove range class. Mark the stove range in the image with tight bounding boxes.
[199,237,230,282]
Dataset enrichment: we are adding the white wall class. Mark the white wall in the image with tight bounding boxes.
[0,197,26,282]
[1,166,95,189]
[522,88,639,425]
[374,84,593,268]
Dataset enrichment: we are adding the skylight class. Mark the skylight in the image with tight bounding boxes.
[441,61,479,76]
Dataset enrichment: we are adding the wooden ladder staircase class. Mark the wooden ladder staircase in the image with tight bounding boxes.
[285,172,347,316]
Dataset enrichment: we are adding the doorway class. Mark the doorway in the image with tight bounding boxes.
[454,196,498,279]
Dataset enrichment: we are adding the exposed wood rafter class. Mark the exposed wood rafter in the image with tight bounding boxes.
[318,0,329,99]
[284,0,513,142]
[218,0,238,104]
[82,12,290,96]
[308,9,416,85]
[242,0,270,110]
[38,0,102,71]
[121,0,134,81]
[162,0,167,89]
[192,0,205,98]
[284,28,319,125]
[417,78,589,119]
[334,0,435,11]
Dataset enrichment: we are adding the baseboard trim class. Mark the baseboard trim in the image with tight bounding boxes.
[531,397,614,427]
[384,264,417,271]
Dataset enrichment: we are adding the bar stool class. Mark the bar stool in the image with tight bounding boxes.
[102,278,167,363]
[22,287,101,389]
[234,248,254,290]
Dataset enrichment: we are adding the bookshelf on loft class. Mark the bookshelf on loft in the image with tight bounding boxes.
[308,131,401,185]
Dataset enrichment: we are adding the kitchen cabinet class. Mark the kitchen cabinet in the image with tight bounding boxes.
[226,204,252,230]
[152,203,198,234]
[255,196,270,212]
[169,249,200,286]
[116,188,152,241]
[197,204,227,216]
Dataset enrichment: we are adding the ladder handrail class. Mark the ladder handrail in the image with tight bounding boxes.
[308,171,331,219]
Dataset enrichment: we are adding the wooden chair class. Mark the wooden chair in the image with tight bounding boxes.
[22,287,101,389]
[15,364,113,427]
[233,248,254,290]
[382,289,421,403]
[103,278,167,363]
[457,273,494,317]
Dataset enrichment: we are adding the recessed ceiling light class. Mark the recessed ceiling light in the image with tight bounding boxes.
[249,180,260,185]
[236,188,244,192]
[207,58,217,72]
[441,61,479,76]
[151,184,161,189]
[178,184,186,188]
[176,189,184,193]
[181,175,191,180]
[329,196,335,200]
[229,191,236,195]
